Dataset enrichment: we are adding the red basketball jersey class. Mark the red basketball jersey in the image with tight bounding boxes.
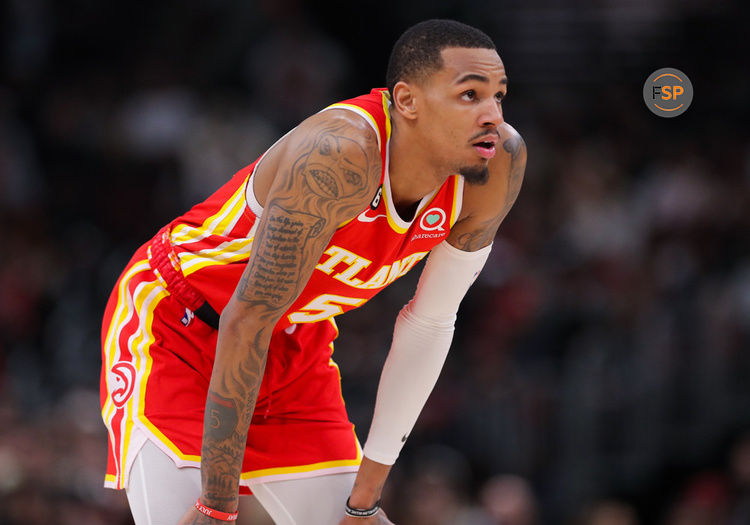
[166,88,464,341]
[101,89,465,491]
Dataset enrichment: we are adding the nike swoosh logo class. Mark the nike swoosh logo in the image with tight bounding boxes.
[357,210,387,223]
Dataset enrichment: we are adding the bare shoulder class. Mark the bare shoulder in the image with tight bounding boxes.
[494,122,527,214]
[461,122,526,219]
[254,108,382,209]
[447,122,527,251]
[282,109,381,204]
[291,108,381,158]
[231,108,383,316]
[498,122,526,163]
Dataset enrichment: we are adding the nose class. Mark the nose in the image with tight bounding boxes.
[480,99,504,127]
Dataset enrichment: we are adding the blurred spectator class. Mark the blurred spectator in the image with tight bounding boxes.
[662,472,730,525]
[177,99,278,207]
[244,0,350,129]
[399,445,482,525]
[480,475,539,525]
[728,431,750,525]
[575,500,639,525]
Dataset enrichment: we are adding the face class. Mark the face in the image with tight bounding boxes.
[416,47,507,184]
[299,133,368,199]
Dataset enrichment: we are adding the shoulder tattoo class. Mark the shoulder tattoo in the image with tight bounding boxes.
[453,133,527,251]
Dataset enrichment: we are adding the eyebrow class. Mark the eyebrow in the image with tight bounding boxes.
[455,73,509,85]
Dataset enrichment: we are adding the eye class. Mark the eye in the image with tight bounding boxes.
[461,90,477,102]
[495,91,506,102]
[319,137,332,155]
[343,169,362,186]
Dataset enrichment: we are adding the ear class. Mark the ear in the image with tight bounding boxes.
[391,81,418,121]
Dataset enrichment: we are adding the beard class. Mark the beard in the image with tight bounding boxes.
[458,164,490,185]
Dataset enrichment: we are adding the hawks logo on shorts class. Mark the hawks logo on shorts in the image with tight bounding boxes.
[109,361,136,408]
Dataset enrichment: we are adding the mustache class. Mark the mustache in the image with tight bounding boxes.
[468,130,500,143]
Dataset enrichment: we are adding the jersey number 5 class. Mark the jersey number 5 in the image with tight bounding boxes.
[288,293,367,324]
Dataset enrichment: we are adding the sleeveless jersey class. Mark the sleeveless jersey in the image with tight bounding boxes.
[102,89,465,491]
[159,88,463,344]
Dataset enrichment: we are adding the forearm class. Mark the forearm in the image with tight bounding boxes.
[347,457,392,509]
[362,305,454,465]
[362,241,490,465]
[199,316,271,512]
[351,241,491,510]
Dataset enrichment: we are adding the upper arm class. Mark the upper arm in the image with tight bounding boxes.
[226,110,382,326]
[447,124,526,252]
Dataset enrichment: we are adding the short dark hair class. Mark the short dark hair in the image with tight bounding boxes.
[386,20,496,98]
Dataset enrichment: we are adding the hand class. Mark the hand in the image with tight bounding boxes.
[338,509,394,525]
[177,506,229,525]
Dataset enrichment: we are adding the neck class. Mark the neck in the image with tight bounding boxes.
[387,120,449,210]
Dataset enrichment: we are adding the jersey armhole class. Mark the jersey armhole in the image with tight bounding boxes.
[243,127,296,219]
[319,104,382,150]
[245,103,383,220]
[246,176,264,217]
[452,176,465,227]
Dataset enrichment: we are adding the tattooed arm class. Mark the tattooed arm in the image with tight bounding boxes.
[178,110,381,525]
[447,123,527,252]
[336,127,527,525]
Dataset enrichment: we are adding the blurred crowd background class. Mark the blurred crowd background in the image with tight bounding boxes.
[1,0,749,524]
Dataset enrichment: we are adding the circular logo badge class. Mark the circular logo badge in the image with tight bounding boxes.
[419,207,447,232]
[643,68,693,118]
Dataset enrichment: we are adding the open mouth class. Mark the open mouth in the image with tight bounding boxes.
[473,141,496,159]
[306,165,339,198]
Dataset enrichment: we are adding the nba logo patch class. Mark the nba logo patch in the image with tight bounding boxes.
[181,308,194,327]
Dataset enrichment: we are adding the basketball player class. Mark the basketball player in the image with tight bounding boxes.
[101,19,526,525]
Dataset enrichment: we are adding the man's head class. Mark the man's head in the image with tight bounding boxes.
[386,20,507,185]
[386,20,496,100]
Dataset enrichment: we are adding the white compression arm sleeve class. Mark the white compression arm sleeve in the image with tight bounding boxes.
[362,240,492,465]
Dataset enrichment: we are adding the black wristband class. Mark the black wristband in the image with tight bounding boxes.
[345,497,381,518]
